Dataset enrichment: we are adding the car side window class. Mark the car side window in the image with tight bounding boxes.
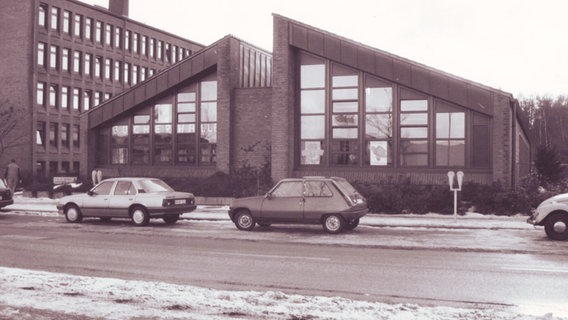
[114,181,135,195]
[271,181,303,197]
[91,181,114,195]
[304,181,333,197]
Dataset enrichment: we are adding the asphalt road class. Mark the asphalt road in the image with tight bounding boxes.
[1,213,567,312]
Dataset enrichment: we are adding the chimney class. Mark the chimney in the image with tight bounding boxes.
[109,0,129,17]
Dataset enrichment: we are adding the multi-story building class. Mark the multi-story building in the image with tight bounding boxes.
[0,0,204,180]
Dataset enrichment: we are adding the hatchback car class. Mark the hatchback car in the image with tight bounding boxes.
[527,193,568,240]
[228,177,368,234]
[57,177,197,226]
[0,179,14,208]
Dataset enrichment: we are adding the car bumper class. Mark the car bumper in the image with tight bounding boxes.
[147,204,197,216]
[0,199,14,208]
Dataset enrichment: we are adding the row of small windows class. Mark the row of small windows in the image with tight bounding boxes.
[36,121,80,151]
[37,43,157,85]
[298,52,490,169]
[36,81,110,112]
[38,3,191,63]
[36,161,80,178]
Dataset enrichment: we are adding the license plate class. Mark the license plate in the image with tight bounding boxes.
[175,199,186,205]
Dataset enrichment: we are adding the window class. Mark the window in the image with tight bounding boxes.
[149,38,155,58]
[95,56,102,78]
[125,30,131,51]
[111,125,129,164]
[133,32,139,54]
[176,89,196,164]
[63,10,71,34]
[132,65,138,85]
[330,64,359,166]
[300,54,326,165]
[199,81,217,164]
[105,24,112,47]
[140,67,146,82]
[115,27,122,49]
[94,91,101,107]
[157,40,163,60]
[83,90,91,111]
[114,61,121,82]
[50,45,58,70]
[50,7,59,31]
[436,103,465,167]
[132,113,150,165]
[36,82,45,106]
[92,181,114,195]
[154,102,173,164]
[400,99,429,166]
[72,88,80,110]
[271,181,303,198]
[365,77,393,166]
[95,21,102,44]
[61,123,70,148]
[38,3,47,28]
[72,125,80,149]
[73,50,81,74]
[123,63,130,84]
[37,42,46,67]
[304,181,333,197]
[49,85,57,108]
[49,122,58,148]
[104,58,112,80]
[114,181,135,195]
[36,121,46,147]
[85,18,92,41]
[61,48,70,72]
[84,53,91,76]
[74,14,82,38]
[61,86,69,109]
[472,113,490,168]
[141,35,147,56]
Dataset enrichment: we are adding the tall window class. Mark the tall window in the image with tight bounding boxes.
[72,125,80,149]
[37,122,46,147]
[74,14,82,38]
[61,86,69,109]
[73,50,81,74]
[199,81,217,164]
[124,63,130,84]
[114,61,121,82]
[132,65,138,85]
[105,24,112,47]
[125,30,131,51]
[72,88,80,110]
[63,10,71,34]
[176,88,196,164]
[50,45,58,70]
[95,21,102,44]
[61,48,70,72]
[435,103,465,167]
[399,99,429,166]
[50,7,59,31]
[149,38,155,58]
[331,64,359,165]
[37,42,46,67]
[300,54,326,165]
[84,53,91,76]
[49,122,58,149]
[83,90,91,111]
[157,40,163,60]
[132,113,150,164]
[111,125,129,164]
[154,102,173,164]
[95,56,102,78]
[365,77,393,166]
[104,58,112,80]
[85,18,92,41]
[49,85,57,108]
[61,123,70,148]
[36,82,45,106]
[141,36,147,56]
[38,4,47,28]
[133,32,139,54]
[115,27,122,49]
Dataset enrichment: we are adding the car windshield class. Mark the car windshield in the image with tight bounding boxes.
[137,179,174,193]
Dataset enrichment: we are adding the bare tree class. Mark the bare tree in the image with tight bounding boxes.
[0,99,27,158]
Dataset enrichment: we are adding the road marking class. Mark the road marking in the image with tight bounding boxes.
[501,266,568,274]
[210,251,330,262]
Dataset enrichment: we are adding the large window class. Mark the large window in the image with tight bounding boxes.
[37,43,46,67]
[111,124,129,164]
[38,4,47,28]
[435,103,465,167]
[36,82,45,106]
[132,113,150,164]
[300,54,326,165]
[176,89,197,164]
[50,7,59,31]
[154,102,173,164]
[74,14,82,38]
[49,122,58,149]
[365,77,393,166]
[399,99,429,166]
[36,121,46,147]
[331,64,359,165]
[200,81,218,164]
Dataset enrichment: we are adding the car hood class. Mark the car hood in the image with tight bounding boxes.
[540,193,568,206]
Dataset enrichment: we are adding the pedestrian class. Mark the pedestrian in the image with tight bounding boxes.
[4,159,21,195]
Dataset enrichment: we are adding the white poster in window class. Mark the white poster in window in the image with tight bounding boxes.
[370,141,387,166]
[302,141,324,165]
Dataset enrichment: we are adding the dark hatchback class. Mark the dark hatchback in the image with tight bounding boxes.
[0,179,13,208]
[229,177,368,234]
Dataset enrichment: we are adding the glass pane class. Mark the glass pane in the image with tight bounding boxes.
[401,100,427,111]
[400,154,428,166]
[366,114,392,139]
[272,181,303,197]
[333,101,358,113]
[301,90,325,114]
[154,124,172,144]
[333,128,358,139]
[300,140,324,165]
[132,146,150,164]
[332,88,358,100]
[332,75,358,87]
[155,104,172,123]
[401,127,428,139]
[367,141,391,166]
[154,146,172,163]
[200,102,217,122]
[304,181,333,197]
[301,64,325,89]
[301,115,325,139]
[200,123,217,143]
[178,92,195,102]
[177,143,196,164]
[366,87,392,112]
[133,115,150,124]
[400,113,428,125]
[133,124,150,135]
[436,113,465,139]
[178,102,195,113]
[178,114,195,123]
[111,125,129,144]
[200,81,217,101]
[436,140,465,166]
[401,140,428,153]
[111,147,128,164]
[332,114,358,126]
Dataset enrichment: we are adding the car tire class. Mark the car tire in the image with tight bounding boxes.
[64,204,83,223]
[322,214,344,234]
[235,210,255,231]
[131,206,150,226]
[163,214,179,224]
[344,218,360,231]
[544,213,568,240]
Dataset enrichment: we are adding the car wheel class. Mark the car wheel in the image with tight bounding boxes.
[344,218,360,231]
[322,214,344,234]
[131,206,150,226]
[544,213,568,240]
[235,210,255,231]
[163,214,179,224]
[64,204,83,223]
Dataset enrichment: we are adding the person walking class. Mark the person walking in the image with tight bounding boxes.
[4,159,21,195]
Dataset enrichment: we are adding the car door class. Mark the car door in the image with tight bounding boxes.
[260,180,304,222]
[107,181,137,217]
[303,180,335,222]
[82,180,115,217]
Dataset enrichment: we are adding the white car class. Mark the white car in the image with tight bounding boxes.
[57,177,197,226]
[527,193,568,240]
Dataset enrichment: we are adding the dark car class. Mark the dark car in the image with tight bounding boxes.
[57,177,197,226]
[0,179,14,208]
[228,177,368,234]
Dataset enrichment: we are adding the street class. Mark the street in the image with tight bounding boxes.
[1,211,567,318]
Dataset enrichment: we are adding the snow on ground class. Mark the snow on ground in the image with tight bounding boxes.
[1,267,565,320]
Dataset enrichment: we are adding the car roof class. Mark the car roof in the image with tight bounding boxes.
[101,177,161,182]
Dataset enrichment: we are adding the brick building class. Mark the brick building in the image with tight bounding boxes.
[0,0,204,180]
[85,14,531,189]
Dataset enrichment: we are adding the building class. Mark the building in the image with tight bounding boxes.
[0,0,204,180]
[84,14,531,189]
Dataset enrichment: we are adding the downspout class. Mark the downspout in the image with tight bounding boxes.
[510,98,518,190]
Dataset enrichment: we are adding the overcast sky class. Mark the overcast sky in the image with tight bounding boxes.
[81,0,567,98]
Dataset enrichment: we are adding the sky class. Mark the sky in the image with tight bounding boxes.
[80,0,568,98]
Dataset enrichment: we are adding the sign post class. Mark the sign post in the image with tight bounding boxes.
[447,171,464,222]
